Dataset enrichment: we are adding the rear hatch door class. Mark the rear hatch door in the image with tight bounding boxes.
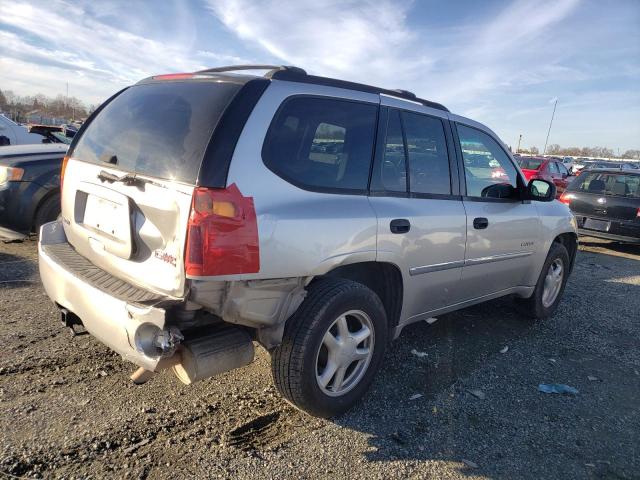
[62,79,243,298]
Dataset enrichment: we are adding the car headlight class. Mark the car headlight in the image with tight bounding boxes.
[0,166,24,185]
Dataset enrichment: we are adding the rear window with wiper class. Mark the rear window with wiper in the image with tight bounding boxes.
[73,81,242,184]
[517,158,544,170]
[572,171,640,198]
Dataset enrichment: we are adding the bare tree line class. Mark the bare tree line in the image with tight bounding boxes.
[518,143,639,159]
[0,89,95,123]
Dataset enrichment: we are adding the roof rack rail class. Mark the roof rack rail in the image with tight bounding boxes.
[196,65,307,79]
[392,89,417,99]
[196,64,449,112]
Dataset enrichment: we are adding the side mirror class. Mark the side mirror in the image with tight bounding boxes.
[528,179,556,202]
[481,182,518,199]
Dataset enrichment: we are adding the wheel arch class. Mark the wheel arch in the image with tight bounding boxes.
[314,261,404,333]
[31,187,61,232]
[552,231,578,273]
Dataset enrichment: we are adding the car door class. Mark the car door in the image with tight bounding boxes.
[554,161,570,195]
[453,121,541,301]
[369,104,467,324]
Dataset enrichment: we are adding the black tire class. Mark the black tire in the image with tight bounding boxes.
[34,193,61,235]
[271,278,388,418]
[516,242,570,319]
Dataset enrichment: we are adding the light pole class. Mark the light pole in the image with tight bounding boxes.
[543,98,558,155]
[516,134,522,154]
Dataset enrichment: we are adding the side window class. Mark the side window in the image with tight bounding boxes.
[402,111,451,195]
[380,109,407,192]
[548,162,559,174]
[457,124,519,198]
[557,162,569,176]
[262,97,377,192]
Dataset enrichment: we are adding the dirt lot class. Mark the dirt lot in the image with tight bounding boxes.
[1,237,639,479]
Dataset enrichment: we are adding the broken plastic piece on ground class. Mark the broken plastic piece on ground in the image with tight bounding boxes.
[500,346,509,354]
[411,349,428,358]
[462,459,479,469]
[587,375,599,381]
[468,389,486,400]
[538,383,579,395]
[425,317,437,324]
[409,393,423,400]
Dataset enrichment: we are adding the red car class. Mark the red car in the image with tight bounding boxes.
[517,157,572,197]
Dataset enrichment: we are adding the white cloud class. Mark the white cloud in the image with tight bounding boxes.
[206,0,581,105]
[206,0,432,88]
[0,0,246,103]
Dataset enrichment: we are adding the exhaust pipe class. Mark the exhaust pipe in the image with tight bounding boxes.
[172,325,254,384]
[60,307,83,336]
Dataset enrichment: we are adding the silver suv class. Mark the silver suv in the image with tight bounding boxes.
[39,65,578,417]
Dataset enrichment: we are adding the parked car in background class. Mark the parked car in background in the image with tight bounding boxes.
[586,161,638,171]
[0,114,48,146]
[561,169,640,244]
[0,143,67,240]
[38,65,577,418]
[572,158,592,174]
[27,125,73,144]
[516,156,572,197]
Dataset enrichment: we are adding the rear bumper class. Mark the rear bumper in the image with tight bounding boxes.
[38,221,175,370]
[578,228,640,244]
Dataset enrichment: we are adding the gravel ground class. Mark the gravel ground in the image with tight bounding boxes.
[1,237,639,479]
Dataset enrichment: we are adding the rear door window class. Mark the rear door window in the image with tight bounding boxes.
[557,162,569,176]
[73,81,242,184]
[262,96,377,192]
[379,109,407,192]
[402,111,451,195]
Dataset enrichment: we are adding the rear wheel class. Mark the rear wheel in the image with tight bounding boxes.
[516,242,570,319]
[271,278,387,418]
[34,193,61,236]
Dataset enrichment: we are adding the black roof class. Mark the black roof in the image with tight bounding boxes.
[149,65,450,113]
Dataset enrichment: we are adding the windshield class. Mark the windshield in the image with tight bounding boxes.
[73,81,241,184]
[573,171,640,198]
[517,158,544,170]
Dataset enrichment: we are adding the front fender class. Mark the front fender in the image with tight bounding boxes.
[529,201,578,282]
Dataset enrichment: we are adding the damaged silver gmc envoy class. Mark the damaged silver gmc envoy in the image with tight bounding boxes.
[39,65,578,417]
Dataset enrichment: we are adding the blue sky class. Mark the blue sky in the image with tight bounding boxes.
[0,0,638,151]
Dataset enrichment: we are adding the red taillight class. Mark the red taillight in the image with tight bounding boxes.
[637,207,640,218]
[184,184,259,277]
[559,192,575,205]
[153,73,194,80]
[60,155,69,194]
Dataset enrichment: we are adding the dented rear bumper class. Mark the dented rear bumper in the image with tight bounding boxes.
[38,220,178,370]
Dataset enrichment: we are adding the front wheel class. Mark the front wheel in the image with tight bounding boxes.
[271,278,388,418]
[516,242,570,319]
